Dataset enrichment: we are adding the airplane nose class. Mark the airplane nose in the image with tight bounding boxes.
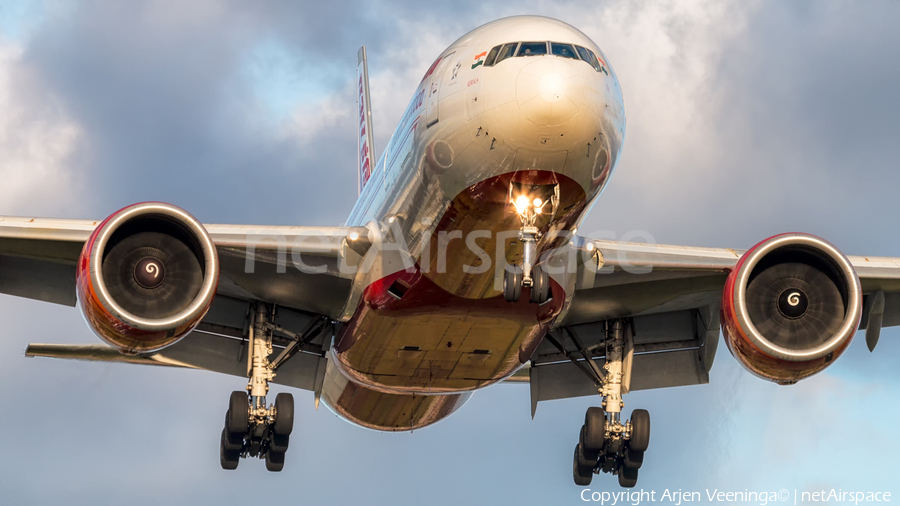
[516,59,584,127]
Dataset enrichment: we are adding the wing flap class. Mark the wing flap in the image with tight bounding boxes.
[528,307,719,410]
[26,331,327,392]
[0,254,78,305]
[531,348,709,403]
[25,343,183,367]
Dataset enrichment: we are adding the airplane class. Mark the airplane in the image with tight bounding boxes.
[2,15,898,488]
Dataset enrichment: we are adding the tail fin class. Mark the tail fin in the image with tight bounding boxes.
[357,46,376,195]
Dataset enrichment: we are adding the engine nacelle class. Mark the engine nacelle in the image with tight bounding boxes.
[76,202,219,354]
[721,233,862,385]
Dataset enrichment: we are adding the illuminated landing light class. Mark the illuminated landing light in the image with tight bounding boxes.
[586,242,595,252]
[533,198,543,208]
[388,216,396,224]
[349,232,359,241]
[514,195,530,215]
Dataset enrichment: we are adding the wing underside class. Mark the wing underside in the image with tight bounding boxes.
[5,218,900,403]
[526,239,900,413]
[1,216,358,395]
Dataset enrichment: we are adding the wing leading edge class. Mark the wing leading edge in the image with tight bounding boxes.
[6,217,900,406]
[527,238,900,413]
[0,216,362,318]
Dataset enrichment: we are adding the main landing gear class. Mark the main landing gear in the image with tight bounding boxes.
[503,194,551,304]
[571,320,651,488]
[220,302,295,472]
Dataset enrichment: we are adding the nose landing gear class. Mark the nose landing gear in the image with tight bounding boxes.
[220,302,295,472]
[503,191,553,304]
[502,227,552,304]
[570,319,651,488]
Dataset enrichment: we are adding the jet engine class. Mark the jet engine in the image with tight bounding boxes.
[76,202,219,354]
[721,233,862,384]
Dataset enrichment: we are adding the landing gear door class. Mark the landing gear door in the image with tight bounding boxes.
[425,51,456,128]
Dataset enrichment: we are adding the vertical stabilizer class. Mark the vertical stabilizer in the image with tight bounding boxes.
[357,47,376,195]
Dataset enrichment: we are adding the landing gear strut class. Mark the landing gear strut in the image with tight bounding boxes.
[503,193,552,304]
[220,302,295,472]
[571,319,651,488]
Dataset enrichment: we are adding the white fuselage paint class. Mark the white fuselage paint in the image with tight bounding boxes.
[321,16,626,431]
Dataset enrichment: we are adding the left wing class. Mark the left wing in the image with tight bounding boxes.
[526,238,900,414]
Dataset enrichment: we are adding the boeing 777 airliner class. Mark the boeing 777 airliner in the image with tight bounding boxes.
[2,16,898,488]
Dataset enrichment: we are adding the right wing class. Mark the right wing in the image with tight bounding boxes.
[0,216,365,318]
[2,216,369,395]
[26,294,333,394]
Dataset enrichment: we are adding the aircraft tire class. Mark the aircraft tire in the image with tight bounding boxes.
[530,265,550,303]
[579,425,600,460]
[630,409,650,452]
[618,466,638,488]
[266,450,285,472]
[575,443,596,469]
[503,267,522,302]
[270,433,290,453]
[573,445,593,486]
[221,427,243,452]
[274,393,294,436]
[623,448,644,469]
[220,436,239,470]
[584,407,606,452]
[226,391,249,435]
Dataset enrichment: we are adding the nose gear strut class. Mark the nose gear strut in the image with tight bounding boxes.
[503,190,554,304]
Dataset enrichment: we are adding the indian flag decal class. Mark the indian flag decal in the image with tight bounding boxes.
[471,51,487,69]
[596,54,610,76]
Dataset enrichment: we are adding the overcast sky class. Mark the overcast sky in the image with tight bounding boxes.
[1,1,899,504]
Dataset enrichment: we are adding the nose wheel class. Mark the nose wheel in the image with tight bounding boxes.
[219,302,296,472]
[503,263,551,303]
[502,226,551,304]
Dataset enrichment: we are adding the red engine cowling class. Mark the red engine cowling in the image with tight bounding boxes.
[76,202,219,354]
[721,233,862,385]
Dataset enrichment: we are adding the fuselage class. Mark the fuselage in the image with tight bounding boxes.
[321,16,625,431]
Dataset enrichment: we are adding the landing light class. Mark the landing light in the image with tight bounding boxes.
[586,242,594,252]
[533,198,543,208]
[349,232,359,241]
[514,195,530,215]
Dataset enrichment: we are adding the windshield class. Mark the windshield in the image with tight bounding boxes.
[551,42,578,60]
[516,41,548,57]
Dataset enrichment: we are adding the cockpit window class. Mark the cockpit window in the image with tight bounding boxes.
[551,42,579,60]
[575,45,603,72]
[516,42,548,57]
[495,42,518,65]
[483,41,608,73]
[484,45,501,67]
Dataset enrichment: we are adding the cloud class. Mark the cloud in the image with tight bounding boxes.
[0,41,84,216]
[2,1,900,503]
